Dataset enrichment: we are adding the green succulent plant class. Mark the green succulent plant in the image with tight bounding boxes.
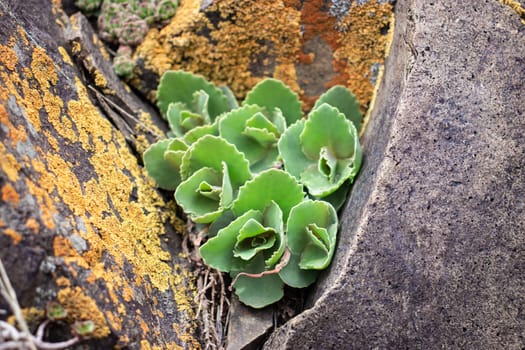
[279,200,338,288]
[157,70,232,121]
[175,135,251,223]
[314,85,363,133]
[243,78,302,126]
[143,70,364,308]
[200,169,304,307]
[219,104,286,172]
[112,45,136,79]
[96,0,180,45]
[76,0,179,77]
[278,103,362,201]
[143,138,184,190]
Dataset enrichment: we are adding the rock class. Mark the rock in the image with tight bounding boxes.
[225,298,273,350]
[0,0,198,348]
[265,0,525,348]
[133,0,393,111]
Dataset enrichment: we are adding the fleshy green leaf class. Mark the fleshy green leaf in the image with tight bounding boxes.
[180,135,251,189]
[163,138,188,169]
[143,139,182,190]
[200,210,262,271]
[175,166,226,223]
[313,181,351,211]
[314,85,362,132]
[183,123,218,145]
[231,254,284,308]
[157,70,230,119]
[279,252,319,288]
[299,223,331,269]
[208,210,236,237]
[219,85,239,110]
[219,105,282,172]
[234,219,277,260]
[286,200,338,270]
[277,119,308,180]
[261,201,286,267]
[300,158,354,197]
[279,104,363,198]
[244,79,302,125]
[192,90,212,123]
[300,103,356,160]
[232,169,304,222]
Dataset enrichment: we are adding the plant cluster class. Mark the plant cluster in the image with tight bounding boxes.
[74,0,179,77]
[144,70,363,308]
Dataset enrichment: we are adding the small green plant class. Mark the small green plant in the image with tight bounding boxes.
[75,0,180,78]
[144,70,363,308]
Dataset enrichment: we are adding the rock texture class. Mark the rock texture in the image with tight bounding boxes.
[265,0,525,348]
[0,0,198,348]
[133,0,393,112]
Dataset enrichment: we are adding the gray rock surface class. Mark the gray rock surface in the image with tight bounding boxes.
[265,0,525,348]
[226,298,273,350]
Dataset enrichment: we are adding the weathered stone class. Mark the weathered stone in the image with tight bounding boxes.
[0,0,199,348]
[265,0,525,348]
[225,298,273,350]
[133,0,393,111]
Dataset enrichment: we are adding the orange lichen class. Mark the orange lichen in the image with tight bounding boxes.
[7,307,45,327]
[3,228,22,245]
[24,177,57,230]
[0,142,21,182]
[57,46,73,66]
[0,44,18,71]
[136,0,302,99]
[499,0,525,23]
[56,276,71,287]
[92,34,111,61]
[333,1,393,112]
[105,310,123,332]
[25,218,40,234]
[71,41,81,55]
[53,236,78,257]
[1,183,20,205]
[57,287,111,339]
[136,0,393,116]
[16,26,29,47]
[31,46,58,89]
[93,69,108,90]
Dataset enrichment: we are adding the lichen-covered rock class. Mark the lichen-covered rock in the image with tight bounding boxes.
[0,0,199,348]
[133,0,393,112]
[265,0,525,348]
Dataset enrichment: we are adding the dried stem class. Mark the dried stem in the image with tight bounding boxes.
[230,248,291,290]
[0,258,81,350]
[0,258,37,350]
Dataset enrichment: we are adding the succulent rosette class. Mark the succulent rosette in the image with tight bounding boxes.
[157,70,236,137]
[219,104,287,172]
[175,135,251,223]
[199,169,305,308]
[278,103,362,200]
[279,200,338,288]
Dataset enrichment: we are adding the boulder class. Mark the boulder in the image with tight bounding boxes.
[265,0,525,348]
[0,0,198,348]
